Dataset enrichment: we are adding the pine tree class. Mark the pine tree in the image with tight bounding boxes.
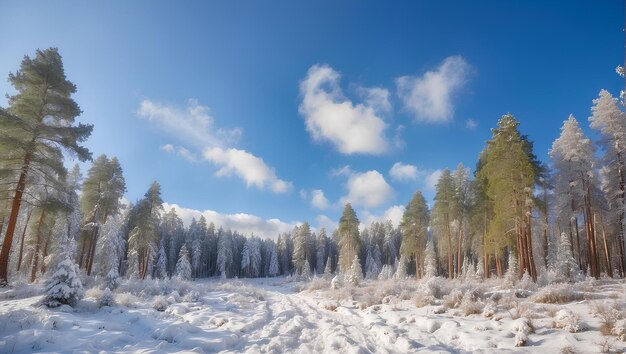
[324,256,332,278]
[268,245,279,277]
[338,204,360,274]
[216,227,231,278]
[43,235,83,307]
[301,258,312,280]
[589,90,626,276]
[477,114,539,281]
[550,115,600,277]
[394,255,408,280]
[127,182,163,279]
[78,155,125,276]
[400,191,429,278]
[156,242,168,279]
[504,251,518,287]
[556,232,581,282]
[347,255,363,285]
[292,223,311,274]
[176,245,192,280]
[424,240,437,278]
[316,229,328,274]
[0,48,93,285]
[431,169,456,278]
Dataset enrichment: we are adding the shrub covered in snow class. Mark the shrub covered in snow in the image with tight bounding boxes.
[99,288,116,307]
[443,288,464,309]
[555,309,585,333]
[153,295,169,311]
[531,283,583,304]
[511,317,533,347]
[43,258,84,308]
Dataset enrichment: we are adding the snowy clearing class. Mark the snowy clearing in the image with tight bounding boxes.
[1,277,625,353]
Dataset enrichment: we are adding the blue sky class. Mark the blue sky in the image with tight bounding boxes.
[0,1,623,237]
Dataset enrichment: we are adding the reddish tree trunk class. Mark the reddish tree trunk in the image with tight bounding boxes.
[16,208,33,273]
[30,209,45,283]
[0,152,32,285]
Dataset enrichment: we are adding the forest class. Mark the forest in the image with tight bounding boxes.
[0,47,624,302]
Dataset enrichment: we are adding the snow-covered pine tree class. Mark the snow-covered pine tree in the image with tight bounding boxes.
[43,239,84,307]
[268,245,279,277]
[250,237,262,277]
[301,258,312,280]
[241,238,251,276]
[476,258,485,279]
[316,229,328,274]
[423,240,437,278]
[347,255,363,286]
[504,251,518,287]
[156,242,168,279]
[216,227,231,278]
[192,238,202,279]
[556,232,581,282]
[323,256,332,278]
[394,255,408,280]
[99,287,115,307]
[175,245,192,280]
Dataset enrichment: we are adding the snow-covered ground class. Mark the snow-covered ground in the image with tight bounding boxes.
[1,277,625,353]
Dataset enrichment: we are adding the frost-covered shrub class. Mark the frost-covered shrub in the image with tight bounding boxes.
[443,288,463,309]
[611,320,626,341]
[413,290,436,308]
[43,258,84,307]
[555,309,585,333]
[85,286,103,299]
[531,283,583,304]
[536,268,558,287]
[420,276,447,299]
[504,253,518,288]
[182,290,199,303]
[590,301,623,336]
[153,295,169,311]
[482,301,497,318]
[512,317,533,347]
[460,290,484,316]
[99,288,116,307]
[116,292,139,308]
[305,277,329,291]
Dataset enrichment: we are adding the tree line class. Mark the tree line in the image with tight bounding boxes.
[0,48,624,286]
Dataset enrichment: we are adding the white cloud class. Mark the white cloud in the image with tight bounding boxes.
[161,143,198,162]
[358,86,392,114]
[299,64,390,155]
[389,162,419,182]
[140,99,292,194]
[299,189,308,199]
[138,99,241,148]
[396,56,470,123]
[361,205,405,229]
[425,169,443,190]
[203,147,292,193]
[310,189,330,210]
[341,170,394,208]
[316,214,338,233]
[466,118,478,130]
[163,203,296,240]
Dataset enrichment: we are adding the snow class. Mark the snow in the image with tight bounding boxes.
[0,277,625,353]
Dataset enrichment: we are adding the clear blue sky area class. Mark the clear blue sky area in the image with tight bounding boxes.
[0,1,623,236]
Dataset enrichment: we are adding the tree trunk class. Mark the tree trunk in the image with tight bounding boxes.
[30,209,45,283]
[41,231,51,275]
[0,151,33,285]
[16,208,33,273]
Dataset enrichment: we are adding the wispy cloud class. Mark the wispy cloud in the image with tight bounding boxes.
[139,99,292,194]
[465,118,478,130]
[138,99,241,148]
[161,143,198,162]
[299,64,391,155]
[204,147,292,194]
[425,169,443,190]
[396,56,470,123]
